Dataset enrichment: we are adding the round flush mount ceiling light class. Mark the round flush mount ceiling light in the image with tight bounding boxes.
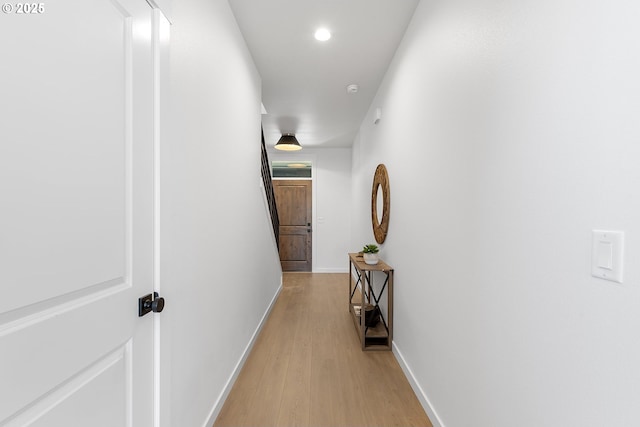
[314,28,331,41]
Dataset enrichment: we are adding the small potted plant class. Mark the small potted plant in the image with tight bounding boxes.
[362,244,380,265]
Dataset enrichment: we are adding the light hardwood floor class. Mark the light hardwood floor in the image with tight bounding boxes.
[214,273,432,427]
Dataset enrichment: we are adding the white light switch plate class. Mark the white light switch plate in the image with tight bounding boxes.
[591,230,624,283]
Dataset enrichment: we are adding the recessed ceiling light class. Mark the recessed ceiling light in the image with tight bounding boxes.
[314,28,331,41]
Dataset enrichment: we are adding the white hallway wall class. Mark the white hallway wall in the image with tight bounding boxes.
[270,148,352,272]
[162,0,281,425]
[352,0,640,426]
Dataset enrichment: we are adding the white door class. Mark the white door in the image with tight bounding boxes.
[0,1,157,425]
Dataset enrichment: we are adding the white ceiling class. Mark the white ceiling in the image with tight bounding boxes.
[228,0,420,149]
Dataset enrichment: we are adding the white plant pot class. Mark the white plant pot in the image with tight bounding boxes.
[363,253,379,265]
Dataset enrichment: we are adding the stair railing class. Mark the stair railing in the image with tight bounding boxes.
[260,128,280,249]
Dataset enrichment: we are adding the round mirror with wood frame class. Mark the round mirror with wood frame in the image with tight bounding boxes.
[371,164,390,244]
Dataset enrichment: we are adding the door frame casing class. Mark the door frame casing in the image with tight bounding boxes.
[152,7,171,427]
[270,152,317,272]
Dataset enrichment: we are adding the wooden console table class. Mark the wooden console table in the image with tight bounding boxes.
[348,253,393,351]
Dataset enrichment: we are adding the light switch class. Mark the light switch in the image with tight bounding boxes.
[596,241,613,270]
[591,230,624,283]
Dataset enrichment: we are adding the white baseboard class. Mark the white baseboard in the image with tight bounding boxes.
[203,277,283,427]
[392,341,445,427]
[313,267,349,273]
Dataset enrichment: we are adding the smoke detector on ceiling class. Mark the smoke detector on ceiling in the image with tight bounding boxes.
[346,84,359,94]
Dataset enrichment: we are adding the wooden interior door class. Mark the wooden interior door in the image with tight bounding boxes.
[0,1,156,425]
[274,180,312,271]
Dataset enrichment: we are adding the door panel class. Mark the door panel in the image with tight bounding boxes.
[0,0,155,425]
[279,230,309,263]
[12,344,129,427]
[274,180,312,271]
[1,0,129,314]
